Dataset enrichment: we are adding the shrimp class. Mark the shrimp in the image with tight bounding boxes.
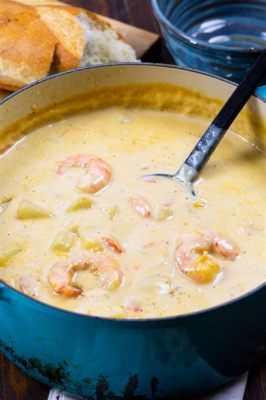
[174,242,198,272]
[48,252,90,297]
[95,265,122,291]
[20,275,40,298]
[174,231,237,284]
[212,236,238,260]
[174,232,212,272]
[174,242,221,284]
[56,154,111,194]
[89,253,123,290]
[201,231,238,260]
[129,196,152,218]
[101,237,123,254]
[48,251,123,296]
[186,232,213,254]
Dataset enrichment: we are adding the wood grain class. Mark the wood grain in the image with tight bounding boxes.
[0,1,265,399]
[244,359,266,400]
[0,353,47,400]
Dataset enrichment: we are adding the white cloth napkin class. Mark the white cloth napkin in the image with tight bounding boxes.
[48,372,248,400]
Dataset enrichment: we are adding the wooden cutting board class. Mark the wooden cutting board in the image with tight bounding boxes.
[0,0,159,100]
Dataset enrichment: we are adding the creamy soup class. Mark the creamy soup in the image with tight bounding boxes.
[0,85,265,319]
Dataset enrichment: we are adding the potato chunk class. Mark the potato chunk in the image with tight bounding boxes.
[67,197,93,212]
[102,206,118,220]
[0,196,12,214]
[51,230,76,253]
[82,237,103,253]
[156,207,173,221]
[0,245,21,266]
[17,200,54,219]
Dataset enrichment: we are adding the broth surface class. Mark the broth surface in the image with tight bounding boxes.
[0,91,265,318]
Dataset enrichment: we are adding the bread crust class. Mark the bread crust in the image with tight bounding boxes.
[36,5,84,71]
[0,0,57,90]
[0,0,136,91]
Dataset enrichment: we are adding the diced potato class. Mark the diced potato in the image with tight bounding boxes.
[0,196,12,214]
[156,207,173,221]
[186,251,220,283]
[102,206,118,220]
[17,200,54,219]
[82,237,103,253]
[67,197,93,212]
[68,224,80,235]
[0,245,22,266]
[51,230,76,253]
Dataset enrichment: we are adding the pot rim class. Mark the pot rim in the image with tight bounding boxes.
[0,62,265,324]
[1,62,266,106]
[0,279,265,324]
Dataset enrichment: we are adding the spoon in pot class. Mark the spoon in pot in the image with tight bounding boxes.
[143,48,266,196]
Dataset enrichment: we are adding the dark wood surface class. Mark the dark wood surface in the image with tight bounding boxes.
[0,1,265,399]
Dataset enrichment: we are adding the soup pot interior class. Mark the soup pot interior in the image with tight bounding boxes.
[0,64,265,399]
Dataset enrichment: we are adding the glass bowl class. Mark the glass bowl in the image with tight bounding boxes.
[151,0,266,84]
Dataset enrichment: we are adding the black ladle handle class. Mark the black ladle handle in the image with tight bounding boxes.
[184,48,266,176]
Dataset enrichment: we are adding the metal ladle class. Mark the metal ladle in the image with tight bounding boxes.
[144,49,266,196]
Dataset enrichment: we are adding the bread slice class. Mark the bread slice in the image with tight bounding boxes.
[75,10,137,66]
[18,0,62,4]
[0,0,137,91]
[0,0,57,91]
[36,5,85,71]
[36,5,137,71]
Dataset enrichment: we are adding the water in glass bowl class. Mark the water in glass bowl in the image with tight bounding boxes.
[189,16,266,49]
[152,0,266,83]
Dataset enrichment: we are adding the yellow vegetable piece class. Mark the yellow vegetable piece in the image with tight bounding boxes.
[111,313,126,319]
[0,196,12,214]
[68,224,80,235]
[51,230,76,254]
[17,200,54,219]
[82,237,103,253]
[156,207,173,221]
[102,206,118,220]
[186,251,220,283]
[0,245,22,266]
[67,197,93,212]
[193,199,206,208]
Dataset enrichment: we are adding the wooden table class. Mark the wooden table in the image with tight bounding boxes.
[0,1,265,399]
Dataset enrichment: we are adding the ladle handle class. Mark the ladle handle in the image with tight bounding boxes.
[183,48,266,176]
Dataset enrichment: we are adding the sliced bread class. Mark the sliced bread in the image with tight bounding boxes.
[0,0,137,91]
[0,0,57,91]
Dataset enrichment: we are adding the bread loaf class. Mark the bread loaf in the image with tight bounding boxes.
[0,0,137,91]
[0,0,57,91]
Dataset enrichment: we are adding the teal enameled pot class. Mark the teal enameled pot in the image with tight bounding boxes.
[0,64,265,399]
